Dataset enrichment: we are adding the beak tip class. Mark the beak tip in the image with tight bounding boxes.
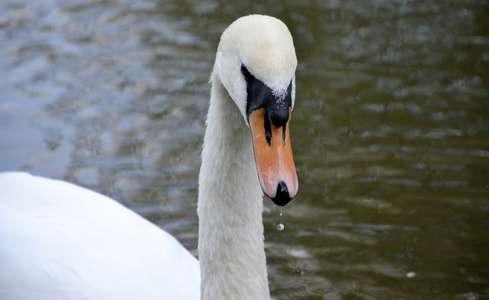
[269,181,295,206]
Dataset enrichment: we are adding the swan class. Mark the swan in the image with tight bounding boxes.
[0,14,299,300]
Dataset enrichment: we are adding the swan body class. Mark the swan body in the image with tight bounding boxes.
[0,172,199,300]
[0,14,298,300]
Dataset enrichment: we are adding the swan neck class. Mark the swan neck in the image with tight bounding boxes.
[197,72,269,299]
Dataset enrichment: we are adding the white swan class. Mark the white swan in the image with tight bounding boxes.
[0,14,298,300]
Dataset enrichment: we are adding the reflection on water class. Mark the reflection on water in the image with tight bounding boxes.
[1,0,488,298]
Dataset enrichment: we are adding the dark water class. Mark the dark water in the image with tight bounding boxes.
[1,0,488,299]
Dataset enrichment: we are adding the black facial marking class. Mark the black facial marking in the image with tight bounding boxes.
[264,112,272,146]
[243,63,292,128]
[282,124,286,143]
[241,64,251,79]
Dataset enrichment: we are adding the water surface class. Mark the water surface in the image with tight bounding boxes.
[1,0,488,299]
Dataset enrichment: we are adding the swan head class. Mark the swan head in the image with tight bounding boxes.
[214,15,299,206]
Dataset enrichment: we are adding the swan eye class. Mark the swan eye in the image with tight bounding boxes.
[241,64,251,78]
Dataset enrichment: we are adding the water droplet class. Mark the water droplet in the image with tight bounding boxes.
[276,223,285,231]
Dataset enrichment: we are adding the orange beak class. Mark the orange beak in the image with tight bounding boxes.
[249,107,298,206]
